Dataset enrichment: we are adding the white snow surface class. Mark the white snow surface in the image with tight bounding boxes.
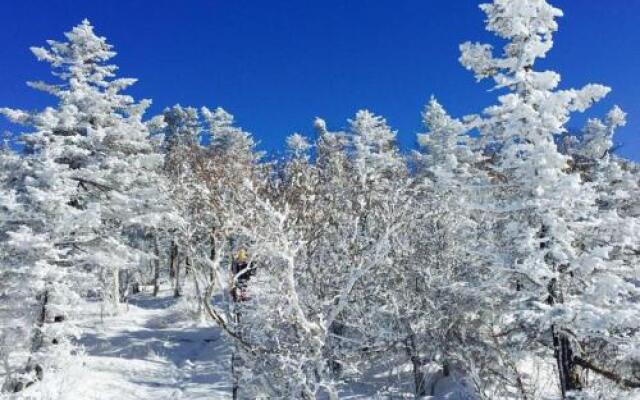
[7,287,475,400]
[61,290,232,400]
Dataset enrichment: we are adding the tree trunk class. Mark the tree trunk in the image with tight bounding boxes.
[174,259,182,298]
[32,288,48,352]
[553,328,583,398]
[186,256,203,314]
[209,228,216,282]
[3,289,49,392]
[118,269,129,303]
[169,240,178,281]
[548,276,584,399]
[403,323,427,398]
[170,241,181,297]
[231,351,239,400]
[410,354,427,397]
[153,235,161,297]
[327,321,344,376]
[112,267,120,312]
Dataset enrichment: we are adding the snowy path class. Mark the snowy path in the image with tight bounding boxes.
[64,292,232,400]
[51,291,471,400]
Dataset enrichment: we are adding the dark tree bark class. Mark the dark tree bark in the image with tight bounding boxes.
[574,357,640,388]
[118,269,130,303]
[547,276,584,399]
[552,328,583,398]
[169,241,181,297]
[32,289,48,352]
[174,260,182,298]
[153,235,161,297]
[209,228,216,282]
[403,323,427,398]
[327,320,344,376]
[3,289,49,392]
[231,351,240,400]
[169,240,178,281]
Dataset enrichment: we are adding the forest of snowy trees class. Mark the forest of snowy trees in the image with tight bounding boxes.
[1,0,639,399]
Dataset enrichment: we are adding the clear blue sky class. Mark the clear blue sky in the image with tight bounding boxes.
[1,1,639,160]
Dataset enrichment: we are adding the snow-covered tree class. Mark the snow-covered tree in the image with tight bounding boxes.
[565,108,640,397]
[460,0,640,397]
[1,4,638,399]
[415,97,475,182]
[153,105,206,299]
[0,20,169,390]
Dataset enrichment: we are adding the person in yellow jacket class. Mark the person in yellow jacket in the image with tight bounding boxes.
[231,248,254,301]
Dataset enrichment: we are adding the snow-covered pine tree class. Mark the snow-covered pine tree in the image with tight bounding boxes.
[0,20,168,390]
[335,110,424,391]
[93,85,170,312]
[415,97,475,183]
[460,0,640,397]
[566,108,640,397]
[0,137,54,392]
[397,97,489,397]
[155,105,205,299]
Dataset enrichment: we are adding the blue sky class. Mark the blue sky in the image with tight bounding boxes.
[1,1,639,160]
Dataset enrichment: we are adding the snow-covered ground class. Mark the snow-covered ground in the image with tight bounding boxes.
[61,290,232,400]
[4,288,482,399]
